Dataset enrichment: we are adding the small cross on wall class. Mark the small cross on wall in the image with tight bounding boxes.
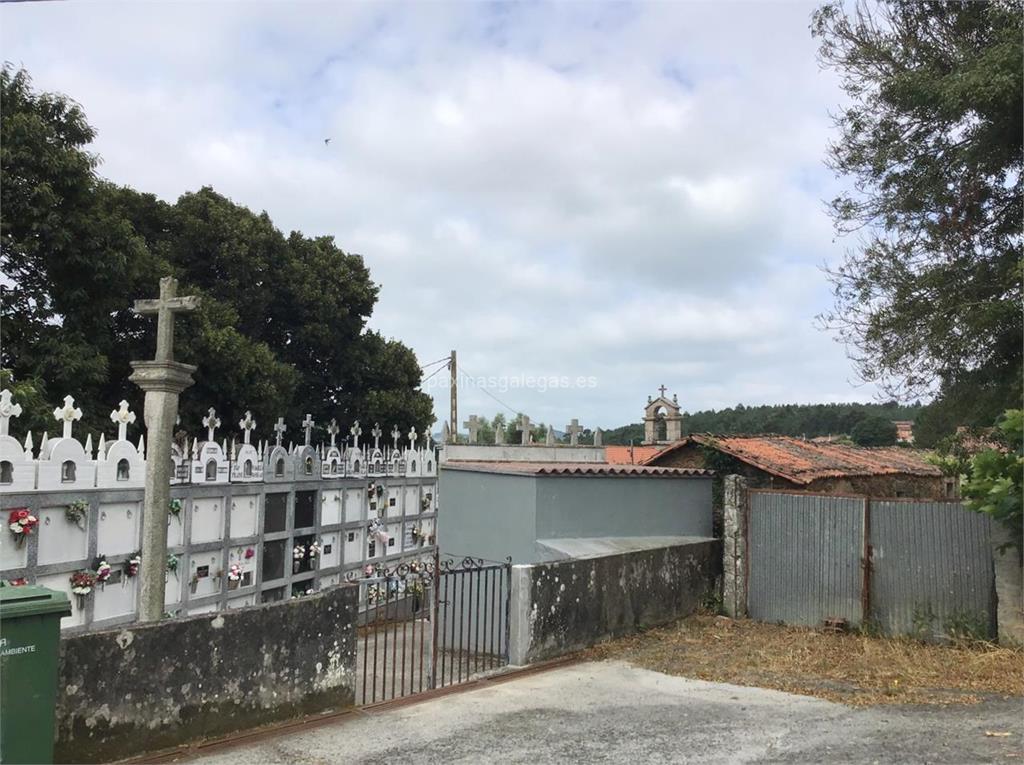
[327,418,340,447]
[391,425,402,450]
[273,417,287,447]
[462,415,480,443]
[350,420,362,449]
[302,414,315,446]
[110,400,137,442]
[239,411,256,445]
[202,407,221,442]
[53,395,83,439]
[407,426,417,450]
[0,389,23,438]
[371,423,383,450]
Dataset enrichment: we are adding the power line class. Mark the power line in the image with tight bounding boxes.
[420,363,449,386]
[455,361,523,418]
[420,356,450,371]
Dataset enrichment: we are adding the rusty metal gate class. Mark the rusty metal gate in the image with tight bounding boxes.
[349,554,511,705]
[746,490,996,637]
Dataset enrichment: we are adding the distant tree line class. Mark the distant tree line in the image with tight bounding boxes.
[601,401,923,446]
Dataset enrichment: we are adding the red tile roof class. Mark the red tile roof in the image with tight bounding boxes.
[603,445,668,465]
[442,461,712,478]
[644,434,941,484]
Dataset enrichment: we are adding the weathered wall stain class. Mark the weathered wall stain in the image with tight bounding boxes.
[521,540,720,663]
[56,584,358,763]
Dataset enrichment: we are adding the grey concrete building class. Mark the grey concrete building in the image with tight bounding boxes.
[438,461,713,564]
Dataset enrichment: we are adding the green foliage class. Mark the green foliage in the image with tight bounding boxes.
[812,1,1023,419]
[0,66,433,437]
[850,416,898,447]
[961,409,1023,549]
[602,400,921,445]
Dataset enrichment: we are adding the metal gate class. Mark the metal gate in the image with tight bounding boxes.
[349,554,511,706]
[746,490,996,637]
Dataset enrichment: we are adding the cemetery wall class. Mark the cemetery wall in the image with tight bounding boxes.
[55,583,358,763]
[508,539,720,664]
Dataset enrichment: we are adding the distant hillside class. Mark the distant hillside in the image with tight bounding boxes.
[602,401,923,446]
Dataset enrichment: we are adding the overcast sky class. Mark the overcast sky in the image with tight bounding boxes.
[2,1,877,430]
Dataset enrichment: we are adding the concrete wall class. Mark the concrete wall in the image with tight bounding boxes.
[441,444,605,463]
[508,539,720,664]
[438,469,537,562]
[535,475,712,540]
[55,583,358,763]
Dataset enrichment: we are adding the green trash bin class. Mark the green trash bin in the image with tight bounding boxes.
[0,585,71,764]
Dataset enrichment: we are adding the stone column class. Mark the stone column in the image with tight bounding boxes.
[130,360,196,622]
[722,474,748,618]
[991,522,1024,646]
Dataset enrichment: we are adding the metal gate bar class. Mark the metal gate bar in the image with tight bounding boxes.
[350,554,510,705]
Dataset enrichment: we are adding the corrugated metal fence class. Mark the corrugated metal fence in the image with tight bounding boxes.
[747,491,995,639]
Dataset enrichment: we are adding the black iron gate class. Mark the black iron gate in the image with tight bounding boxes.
[348,554,511,706]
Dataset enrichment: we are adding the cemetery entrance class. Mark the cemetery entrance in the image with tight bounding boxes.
[352,554,511,705]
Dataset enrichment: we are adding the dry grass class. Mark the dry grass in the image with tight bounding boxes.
[584,614,1024,706]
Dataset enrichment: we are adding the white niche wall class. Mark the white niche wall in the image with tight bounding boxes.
[191,497,225,543]
[37,506,89,565]
[229,495,259,538]
[97,502,141,556]
[321,489,342,526]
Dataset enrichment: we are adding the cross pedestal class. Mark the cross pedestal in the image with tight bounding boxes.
[129,276,200,623]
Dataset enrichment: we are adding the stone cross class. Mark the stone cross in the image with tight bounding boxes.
[53,395,83,439]
[0,389,22,437]
[545,425,555,445]
[371,423,382,450]
[133,276,200,363]
[349,420,362,449]
[327,419,340,447]
[129,276,200,623]
[566,418,584,446]
[517,414,531,445]
[273,417,287,447]
[110,400,137,441]
[203,407,221,442]
[594,427,603,447]
[463,415,480,444]
[391,425,401,450]
[302,413,315,446]
[239,411,256,445]
[407,426,417,450]
[658,384,668,398]
[494,422,505,445]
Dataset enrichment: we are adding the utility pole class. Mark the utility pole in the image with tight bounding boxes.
[449,349,457,444]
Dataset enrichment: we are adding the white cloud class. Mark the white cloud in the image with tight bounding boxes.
[1,1,874,429]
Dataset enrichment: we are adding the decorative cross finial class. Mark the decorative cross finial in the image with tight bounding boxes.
[0,389,23,437]
[273,417,287,447]
[658,384,668,398]
[566,418,583,446]
[110,400,137,441]
[53,395,83,439]
[133,276,200,363]
[407,426,417,450]
[302,413,315,446]
[371,423,382,450]
[463,415,480,443]
[239,411,256,445]
[202,407,221,441]
[391,425,401,450]
[349,420,362,449]
[517,414,531,445]
[327,418,340,447]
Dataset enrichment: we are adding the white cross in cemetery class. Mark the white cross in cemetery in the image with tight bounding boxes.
[110,400,137,441]
[0,389,23,437]
[407,426,417,450]
[53,395,83,439]
[273,417,287,447]
[566,418,584,446]
[350,420,362,449]
[517,414,531,445]
[203,407,221,442]
[463,415,480,444]
[327,418,340,447]
[371,423,382,450]
[302,413,315,446]
[129,276,200,623]
[239,411,256,445]
[391,425,402,450]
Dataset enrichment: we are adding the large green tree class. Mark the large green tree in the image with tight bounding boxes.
[1,66,433,441]
[812,1,1023,440]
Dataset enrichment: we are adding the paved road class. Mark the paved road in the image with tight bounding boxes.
[189,660,1022,764]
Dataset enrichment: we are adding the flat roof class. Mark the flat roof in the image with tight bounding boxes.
[441,461,712,478]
